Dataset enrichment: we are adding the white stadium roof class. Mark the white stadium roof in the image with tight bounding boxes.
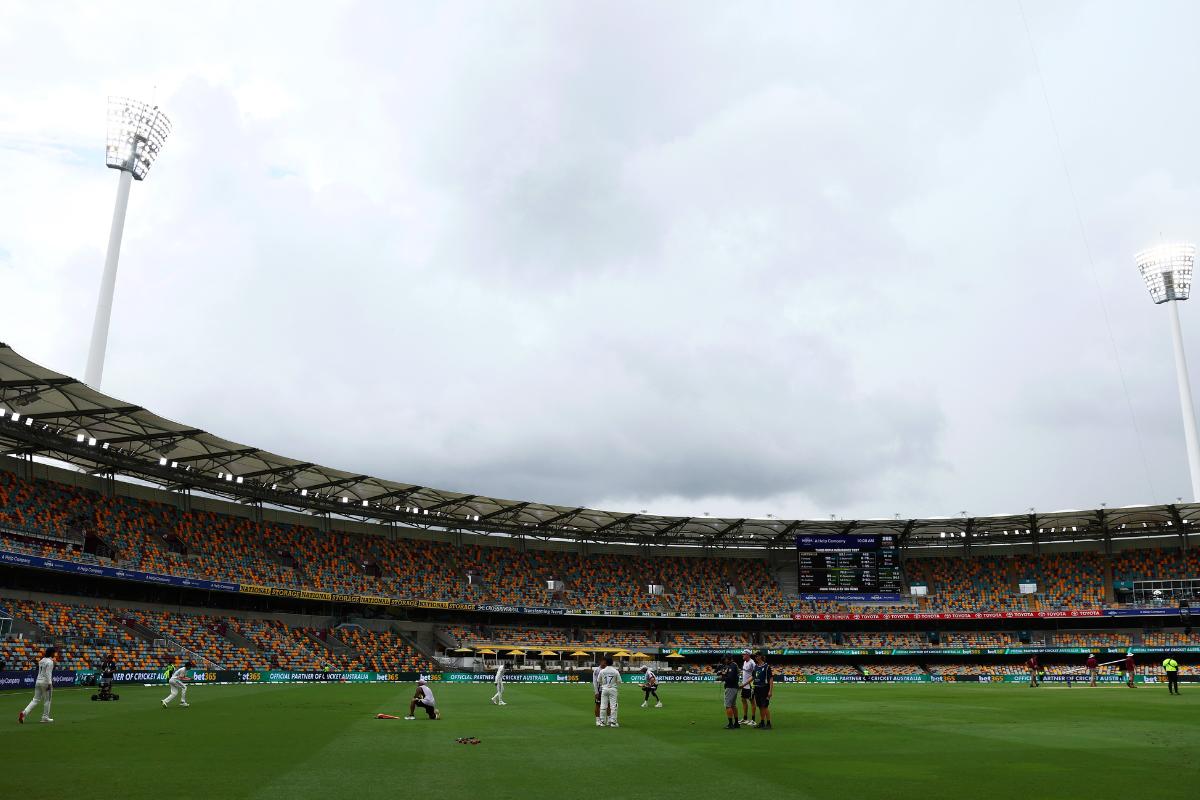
[1,342,1197,548]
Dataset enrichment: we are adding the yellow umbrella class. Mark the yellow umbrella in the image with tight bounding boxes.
[631,652,652,659]
[453,647,474,653]
[570,650,592,657]
[478,648,497,655]
[539,650,559,656]
[612,650,631,658]
[507,649,526,656]
[665,652,685,659]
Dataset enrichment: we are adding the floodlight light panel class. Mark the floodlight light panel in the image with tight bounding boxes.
[105,96,172,181]
[1136,242,1196,304]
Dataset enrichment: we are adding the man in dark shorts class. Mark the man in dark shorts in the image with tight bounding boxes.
[739,649,757,726]
[1027,655,1039,688]
[752,653,774,730]
[720,656,741,730]
[1162,655,1180,695]
[405,678,440,720]
[639,665,662,708]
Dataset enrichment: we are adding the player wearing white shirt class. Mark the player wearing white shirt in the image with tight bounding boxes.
[639,665,662,708]
[491,663,507,705]
[739,649,757,726]
[596,656,622,728]
[162,661,193,708]
[18,646,58,724]
[405,678,440,720]
[592,665,603,726]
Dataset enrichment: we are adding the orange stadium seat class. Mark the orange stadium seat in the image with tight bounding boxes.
[2,470,1194,617]
[0,596,439,673]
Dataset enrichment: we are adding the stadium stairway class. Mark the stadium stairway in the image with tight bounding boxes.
[726,562,755,612]
[436,627,462,650]
[304,627,351,657]
[442,547,473,597]
[135,615,252,669]
[5,612,47,642]
[219,625,261,656]
[121,616,167,647]
[771,563,799,599]
[171,641,221,670]
[398,629,438,665]
[135,618,223,669]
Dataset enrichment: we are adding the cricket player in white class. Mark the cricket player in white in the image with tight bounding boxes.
[491,662,507,705]
[739,649,757,726]
[592,664,603,726]
[406,678,441,719]
[639,665,662,708]
[597,656,622,728]
[162,660,193,708]
[18,646,58,724]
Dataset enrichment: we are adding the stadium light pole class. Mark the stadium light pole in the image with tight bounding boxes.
[1136,242,1200,501]
[84,97,172,388]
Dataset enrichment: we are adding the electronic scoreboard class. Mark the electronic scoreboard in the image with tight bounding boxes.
[795,534,903,596]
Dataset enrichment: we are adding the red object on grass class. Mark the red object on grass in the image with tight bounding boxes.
[376,713,400,719]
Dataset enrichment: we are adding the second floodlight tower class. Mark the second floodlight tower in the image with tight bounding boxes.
[1136,242,1200,501]
[84,97,172,388]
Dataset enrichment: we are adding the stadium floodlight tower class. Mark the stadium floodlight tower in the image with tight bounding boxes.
[84,97,172,388]
[1136,242,1200,500]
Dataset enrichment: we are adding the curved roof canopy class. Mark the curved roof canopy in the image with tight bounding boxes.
[1,342,1196,548]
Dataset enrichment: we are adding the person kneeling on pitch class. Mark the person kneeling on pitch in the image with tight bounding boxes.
[162,661,194,708]
[406,678,440,720]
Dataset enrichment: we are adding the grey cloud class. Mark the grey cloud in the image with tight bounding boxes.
[3,1,1200,522]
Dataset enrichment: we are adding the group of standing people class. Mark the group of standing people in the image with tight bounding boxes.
[1026,651,1184,691]
[17,643,1184,732]
[15,648,195,724]
[721,650,773,729]
[593,656,623,726]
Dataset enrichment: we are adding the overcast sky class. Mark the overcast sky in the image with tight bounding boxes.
[3,1,1200,521]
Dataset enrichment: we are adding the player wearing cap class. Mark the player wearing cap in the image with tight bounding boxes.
[597,656,622,728]
[1086,653,1099,687]
[406,678,441,719]
[720,656,741,729]
[1124,652,1137,688]
[1162,655,1180,695]
[752,653,774,730]
[739,649,757,726]
[18,646,58,724]
[161,660,194,708]
[491,662,507,706]
[639,665,662,708]
[1026,655,1039,688]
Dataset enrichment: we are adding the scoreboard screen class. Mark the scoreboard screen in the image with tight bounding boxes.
[795,534,903,596]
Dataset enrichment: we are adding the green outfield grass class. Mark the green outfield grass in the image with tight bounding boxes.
[2,682,1196,799]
